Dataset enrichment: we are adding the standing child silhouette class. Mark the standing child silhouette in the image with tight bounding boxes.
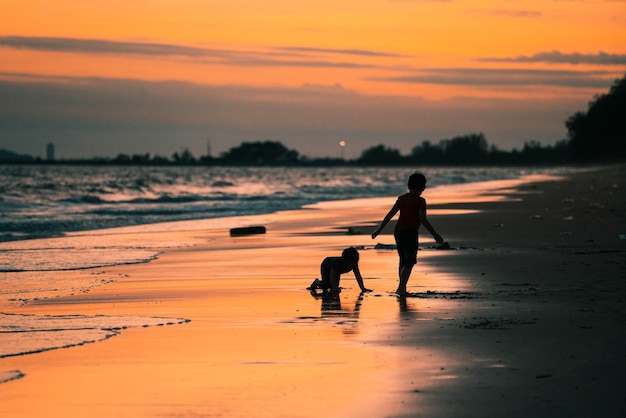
[371,172,444,296]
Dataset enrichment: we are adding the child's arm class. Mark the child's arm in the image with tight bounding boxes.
[371,204,399,239]
[419,210,444,244]
[352,265,372,292]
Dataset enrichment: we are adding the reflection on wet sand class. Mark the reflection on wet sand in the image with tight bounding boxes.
[309,290,367,335]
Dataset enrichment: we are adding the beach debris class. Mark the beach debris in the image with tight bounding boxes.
[458,246,483,251]
[229,226,266,237]
[374,243,397,250]
[436,241,451,250]
[569,248,623,255]
[562,216,574,221]
[530,214,543,220]
[463,317,535,330]
[402,290,477,299]
[499,282,538,289]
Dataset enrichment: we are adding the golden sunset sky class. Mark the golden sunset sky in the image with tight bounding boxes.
[1,0,625,158]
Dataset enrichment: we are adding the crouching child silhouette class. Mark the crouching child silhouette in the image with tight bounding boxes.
[308,247,372,296]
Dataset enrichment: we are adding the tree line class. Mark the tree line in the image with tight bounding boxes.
[2,73,624,165]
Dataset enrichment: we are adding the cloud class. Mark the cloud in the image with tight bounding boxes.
[479,51,626,66]
[272,46,407,58]
[468,8,542,18]
[371,67,615,88]
[388,0,452,2]
[0,35,390,69]
[0,36,222,57]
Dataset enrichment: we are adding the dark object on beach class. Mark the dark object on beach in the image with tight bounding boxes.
[436,241,451,250]
[229,226,266,237]
[374,243,397,250]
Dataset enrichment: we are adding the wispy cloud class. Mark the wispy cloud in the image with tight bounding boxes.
[479,51,626,66]
[272,46,407,58]
[469,8,542,18]
[372,67,615,88]
[388,0,453,3]
[0,36,221,57]
[0,35,391,69]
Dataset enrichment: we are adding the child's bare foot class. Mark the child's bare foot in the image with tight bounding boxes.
[395,288,407,297]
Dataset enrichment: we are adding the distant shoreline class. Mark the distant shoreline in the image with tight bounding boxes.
[0,159,589,167]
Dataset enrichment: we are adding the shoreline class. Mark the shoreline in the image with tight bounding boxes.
[1,164,624,417]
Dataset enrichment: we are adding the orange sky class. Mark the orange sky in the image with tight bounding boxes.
[1,0,625,158]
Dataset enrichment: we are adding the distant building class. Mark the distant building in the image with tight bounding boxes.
[46,143,55,161]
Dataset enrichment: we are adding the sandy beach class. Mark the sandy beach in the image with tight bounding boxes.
[1,164,625,417]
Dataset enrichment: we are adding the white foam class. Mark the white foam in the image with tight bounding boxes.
[0,312,190,359]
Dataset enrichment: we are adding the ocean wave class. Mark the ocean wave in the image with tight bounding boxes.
[57,195,106,204]
[0,165,572,246]
[0,248,162,272]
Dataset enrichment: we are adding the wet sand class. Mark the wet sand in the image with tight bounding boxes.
[1,164,625,417]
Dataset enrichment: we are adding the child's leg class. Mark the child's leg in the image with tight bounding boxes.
[396,265,413,295]
[320,258,332,290]
[395,229,418,295]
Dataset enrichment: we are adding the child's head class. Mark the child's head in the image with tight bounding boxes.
[341,247,359,265]
[408,172,426,191]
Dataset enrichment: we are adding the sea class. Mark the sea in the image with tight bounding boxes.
[0,164,572,272]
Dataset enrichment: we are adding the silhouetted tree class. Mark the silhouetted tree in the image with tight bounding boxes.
[152,154,169,164]
[566,73,626,161]
[0,149,35,162]
[220,140,300,164]
[409,140,445,164]
[440,133,488,164]
[521,141,544,162]
[131,153,150,164]
[113,153,131,163]
[171,148,196,163]
[179,148,196,163]
[357,144,404,165]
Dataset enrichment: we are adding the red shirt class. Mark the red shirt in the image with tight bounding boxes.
[394,193,426,232]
